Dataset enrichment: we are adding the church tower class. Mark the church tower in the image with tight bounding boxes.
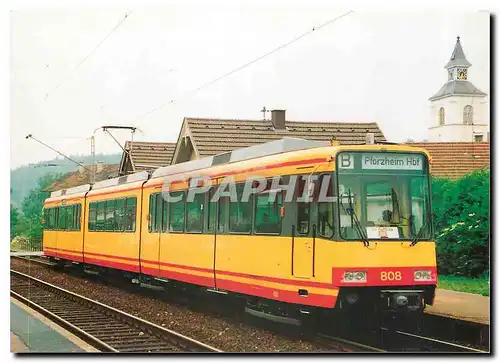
[428,36,488,142]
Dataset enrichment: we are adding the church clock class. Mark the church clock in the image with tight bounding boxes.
[457,68,467,80]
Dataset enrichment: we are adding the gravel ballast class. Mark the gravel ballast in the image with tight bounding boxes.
[11,258,331,352]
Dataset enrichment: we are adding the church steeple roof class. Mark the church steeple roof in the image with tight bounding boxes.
[445,36,472,69]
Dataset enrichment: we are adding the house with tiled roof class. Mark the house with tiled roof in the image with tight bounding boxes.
[118,141,176,175]
[408,141,490,179]
[46,164,120,191]
[171,110,386,164]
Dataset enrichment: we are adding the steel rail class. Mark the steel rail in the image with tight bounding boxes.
[380,327,489,353]
[316,333,386,352]
[10,269,222,353]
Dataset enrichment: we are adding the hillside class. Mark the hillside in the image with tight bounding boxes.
[10,153,121,208]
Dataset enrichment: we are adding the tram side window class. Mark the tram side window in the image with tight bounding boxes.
[155,194,163,232]
[317,174,334,238]
[186,191,204,233]
[296,176,310,235]
[149,193,163,232]
[96,201,105,231]
[105,200,116,231]
[74,205,81,230]
[58,206,67,230]
[148,193,157,232]
[207,187,226,233]
[255,193,282,234]
[89,202,97,231]
[44,208,55,230]
[125,197,137,232]
[229,184,252,233]
[67,205,74,230]
[115,198,125,231]
[162,195,168,232]
[169,191,185,232]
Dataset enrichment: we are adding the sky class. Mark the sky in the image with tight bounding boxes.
[9,4,490,168]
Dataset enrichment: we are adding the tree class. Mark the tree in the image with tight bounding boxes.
[10,204,19,240]
[434,170,490,277]
[18,173,60,241]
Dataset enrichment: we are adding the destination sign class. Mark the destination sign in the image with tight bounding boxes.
[337,152,426,172]
[361,153,423,170]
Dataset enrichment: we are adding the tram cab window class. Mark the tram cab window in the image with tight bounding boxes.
[186,191,204,233]
[229,184,252,233]
[169,192,185,232]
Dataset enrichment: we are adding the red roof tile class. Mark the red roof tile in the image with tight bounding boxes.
[408,142,490,179]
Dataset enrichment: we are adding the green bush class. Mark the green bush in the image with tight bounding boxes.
[432,169,490,277]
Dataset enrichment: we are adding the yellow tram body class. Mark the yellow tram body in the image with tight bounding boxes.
[43,142,437,313]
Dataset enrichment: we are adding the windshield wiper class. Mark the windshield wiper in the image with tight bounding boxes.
[410,212,433,246]
[340,189,370,247]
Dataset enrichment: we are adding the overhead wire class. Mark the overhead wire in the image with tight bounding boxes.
[128,10,353,125]
[39,10,133,104]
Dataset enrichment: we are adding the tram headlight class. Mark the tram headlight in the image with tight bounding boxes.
[342,271,367,283]
[414,270,433,281]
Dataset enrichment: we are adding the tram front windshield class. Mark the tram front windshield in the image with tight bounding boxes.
[336,151,432,241]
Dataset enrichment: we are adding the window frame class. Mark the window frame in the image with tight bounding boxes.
[228,183,253,235]
[168,191,185,233]
[88,202,97,231]
[316,173,335,239]
[185,190,204,233]
[125,197,137,232]
[253,191,283,235]
[439,107,445,126]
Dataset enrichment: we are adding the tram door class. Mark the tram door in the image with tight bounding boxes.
[292,199,314,278]
[292,236,314,278]
[292,178,315,279]
[209,183,223,288]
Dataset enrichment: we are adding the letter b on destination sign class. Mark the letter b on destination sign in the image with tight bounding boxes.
[339,153,354,169]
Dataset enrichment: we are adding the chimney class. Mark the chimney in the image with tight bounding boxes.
[96,161,104,173]
[271,109,286,130]
[366,133,375,145]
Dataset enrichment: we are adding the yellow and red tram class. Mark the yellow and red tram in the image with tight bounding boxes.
[43,140,437,320]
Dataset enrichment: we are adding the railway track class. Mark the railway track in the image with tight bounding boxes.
[10,270,222,353]
[314,333,385,352]
[11,257,489,353]
[378,327,488,353]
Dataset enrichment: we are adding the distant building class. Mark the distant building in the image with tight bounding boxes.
[46,164,119,191]
[428,36,489,142]
[170,110,386,164]
[118,141,176,176]
[118,110,386,175]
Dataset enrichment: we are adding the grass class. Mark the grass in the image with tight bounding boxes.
[438,275,490,296]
